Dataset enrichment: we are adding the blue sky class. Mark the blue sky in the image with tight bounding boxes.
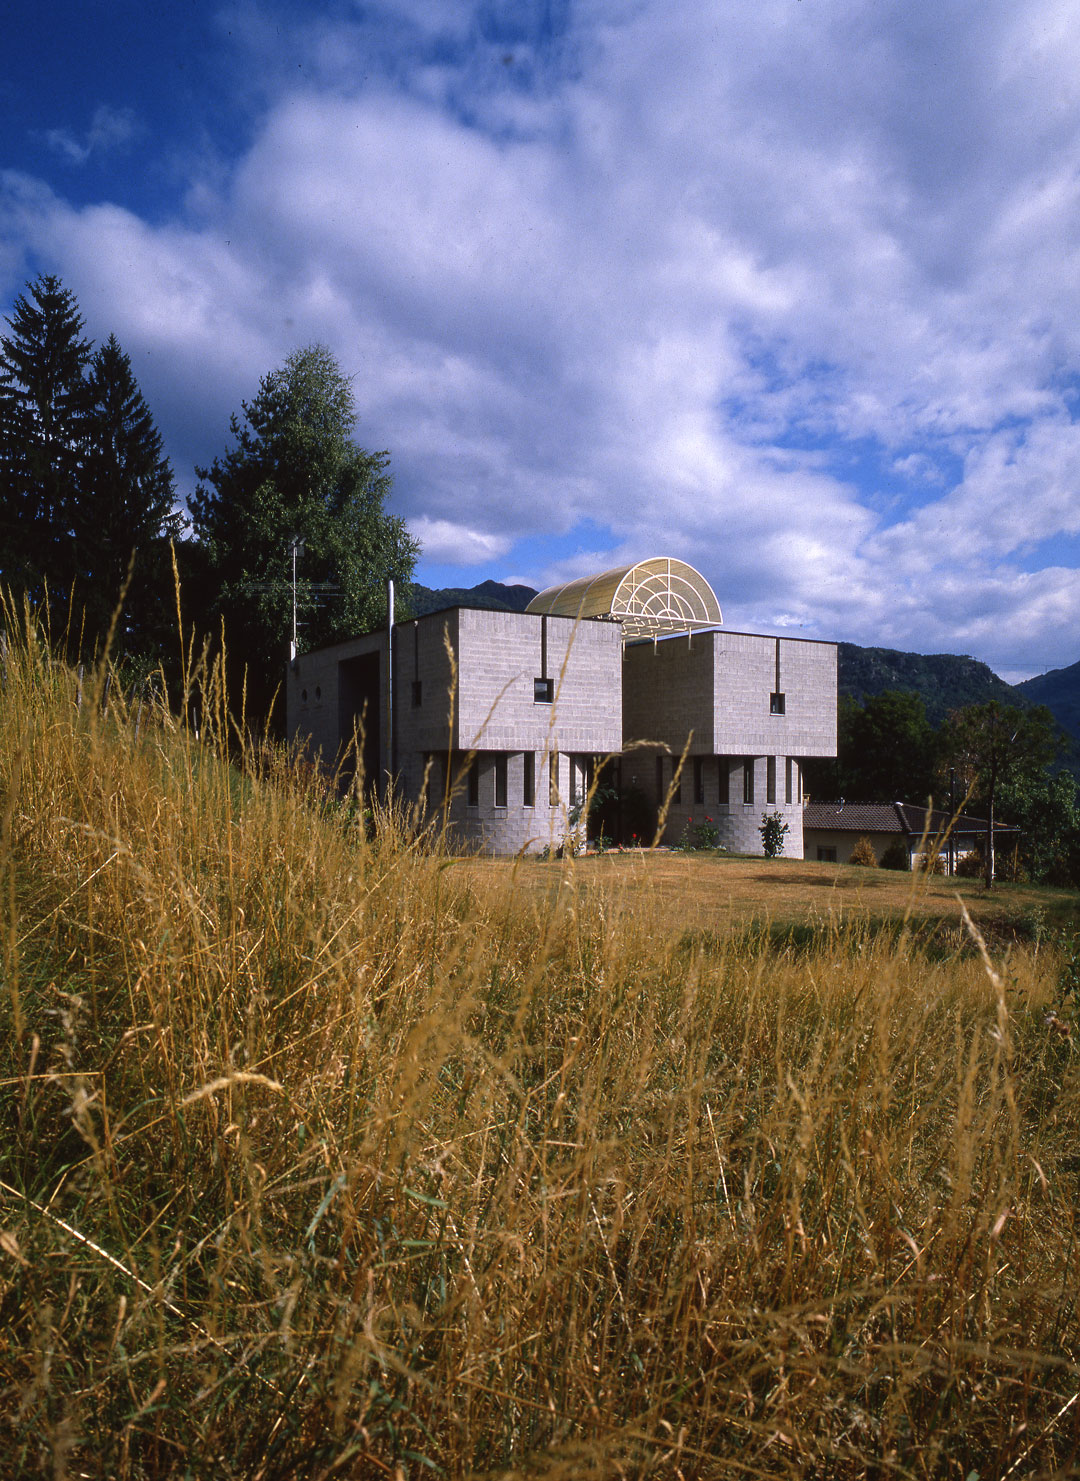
[4,0,1080,680]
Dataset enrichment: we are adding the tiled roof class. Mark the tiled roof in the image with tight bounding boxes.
[804,801,1018,836]
[897,804,1018,838]
[803,802,904,833]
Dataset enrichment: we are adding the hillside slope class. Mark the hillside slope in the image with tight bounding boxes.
[838,642,1023,726]
[410,578,538,616]
[1016,657,1080,743]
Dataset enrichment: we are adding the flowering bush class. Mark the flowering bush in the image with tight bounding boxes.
[680,815,721,851]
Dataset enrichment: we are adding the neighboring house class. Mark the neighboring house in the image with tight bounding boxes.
[286,557,838,856]
[803,800,1020,871]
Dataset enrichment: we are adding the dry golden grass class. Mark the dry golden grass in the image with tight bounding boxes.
[461,848,1079,940]
[1,608,1080,1479]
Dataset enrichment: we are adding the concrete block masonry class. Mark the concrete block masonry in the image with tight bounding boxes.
[286,562,838,857]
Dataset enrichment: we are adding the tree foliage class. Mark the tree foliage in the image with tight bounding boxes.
[942,701,1058,887]
[189,344,418,719]
[78,335,182,650]
[0,274,91,604]
[0,277,179,658]
[804,690,939,805]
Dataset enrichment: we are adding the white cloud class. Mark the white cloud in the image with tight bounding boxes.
[4,0,1080,676]
[43,106,137,165]
[410,517,511,565]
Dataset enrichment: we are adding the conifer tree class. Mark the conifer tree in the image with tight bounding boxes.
[79,335,182,651]
[0,274,91,603]
[190,343,418,721]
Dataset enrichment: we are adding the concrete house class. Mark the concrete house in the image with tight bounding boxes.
[286,557,838,856]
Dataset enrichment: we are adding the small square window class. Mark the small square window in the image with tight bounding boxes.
[411,680,422,707]
[534,677,554,703]
[770,692,786,715]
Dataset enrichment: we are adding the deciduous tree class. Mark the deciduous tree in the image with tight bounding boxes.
[942,701,1058,888]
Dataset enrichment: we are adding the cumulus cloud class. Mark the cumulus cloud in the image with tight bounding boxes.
[4,0,1080,677]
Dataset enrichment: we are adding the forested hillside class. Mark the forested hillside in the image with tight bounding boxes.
[1016,658,1080,743]
[410,578,537,616]
[837,643,1023,726]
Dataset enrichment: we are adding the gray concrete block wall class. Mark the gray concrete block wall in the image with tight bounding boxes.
[712,632,836,757]
[622,635,715,753]
[286,630,387,775]
[646,751,804,856]
[415,747,583,854]
[455,610,623,755]
[623,630,837,761]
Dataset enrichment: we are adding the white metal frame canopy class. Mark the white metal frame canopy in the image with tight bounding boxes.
[526,557,723,641]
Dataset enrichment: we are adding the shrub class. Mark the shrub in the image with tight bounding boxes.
[880,837,911,871]
[680,815,721,851]
[760,810,789,858]
[849,835,878,867]
[956,845,984,878]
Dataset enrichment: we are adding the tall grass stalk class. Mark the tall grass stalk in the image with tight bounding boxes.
[1,605,1078,1478]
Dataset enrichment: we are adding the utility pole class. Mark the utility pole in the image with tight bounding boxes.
[386,578,395,791]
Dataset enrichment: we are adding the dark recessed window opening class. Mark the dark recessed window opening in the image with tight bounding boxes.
[523,751,535,808]
[718,759,729,805]
[767,756,776,805]
[411,680,422,707]
[467,757,479,808]
[743,759,754,805]
[694,756,704,805]
[534,677,554,703]
[315,686,321,700]
[549,751,560,805]
[770,692,785,715]
[494,754,508,808]
[301,688,308,702]
[817,846,837,863]
[785,757,793,806]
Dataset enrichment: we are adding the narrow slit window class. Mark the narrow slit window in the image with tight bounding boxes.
[767,756,776,805]
[466,756,479,807]
[694,756,704,804]
[494,754,508,808]
[549,752,560,806]
[743,759,754,806]
[523,752,535,808]
[411,679,422,707]
[718,759,729,805]
[785,757,792,805]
